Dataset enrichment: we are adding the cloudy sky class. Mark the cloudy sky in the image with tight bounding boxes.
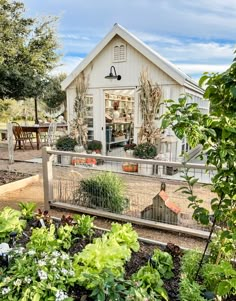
[21,0,236,82]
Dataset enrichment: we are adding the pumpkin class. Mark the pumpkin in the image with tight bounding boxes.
[86,158,97,165]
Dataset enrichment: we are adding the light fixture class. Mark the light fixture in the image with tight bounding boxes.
[105,65,121,80]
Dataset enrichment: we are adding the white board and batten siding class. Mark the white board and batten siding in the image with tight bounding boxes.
[63,23,205,157]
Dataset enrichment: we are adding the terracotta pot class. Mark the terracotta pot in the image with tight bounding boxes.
[122,163,138,172]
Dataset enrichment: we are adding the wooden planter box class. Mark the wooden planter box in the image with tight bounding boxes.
[0,174,39,195]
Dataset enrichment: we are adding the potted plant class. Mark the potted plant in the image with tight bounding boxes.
[124,142,136,157]
[55,135,77,165]
[87,140,102,154]
[133,142,157,175]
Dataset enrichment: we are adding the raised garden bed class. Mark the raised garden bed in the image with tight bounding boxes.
[0,206,235,301]
[0,170,39,195]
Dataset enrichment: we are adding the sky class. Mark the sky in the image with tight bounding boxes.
[21,0,236,83]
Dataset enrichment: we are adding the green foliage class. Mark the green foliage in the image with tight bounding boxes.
[26,224,60,252]
[180,250,202,282]
[201,261,236,297]
[133,142,157,159]
[57,224,73,250]
[72,214,94,237]
[161,54,236,263]
[87,140,102,151]
[0,207,26,243]
[41,73,66,108]
[76,172,129,213]
[18,201,36,220]
[0,0,60,100]
[86,269,153,301]
[179,277,207,301]
[132,265,168,301]
[150,248,174,279]
[73,223,139,290]
[0,248,74,300]
[108,223,140,252]
[56,135,77,151]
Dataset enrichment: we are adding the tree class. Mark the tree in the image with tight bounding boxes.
[161,53,236,270]
[0,0,60,100]
[42,73,66,109]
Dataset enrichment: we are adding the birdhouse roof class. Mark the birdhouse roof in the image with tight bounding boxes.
[157,190,181,214]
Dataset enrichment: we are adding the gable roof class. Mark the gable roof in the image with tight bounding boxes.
[157,190,181,215]
[62,23,203,94]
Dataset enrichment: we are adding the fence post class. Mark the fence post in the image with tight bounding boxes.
[42,146,53,211]
[7,123,14,164]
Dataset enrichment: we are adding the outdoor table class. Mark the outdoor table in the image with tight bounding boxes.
[21,123,68,150]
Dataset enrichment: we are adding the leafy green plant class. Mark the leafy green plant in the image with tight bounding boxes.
[108,223,139,252]
[133,142,157,159]
[179,277,207,301]
[0,207,26,243]
[75,172,129,213]
[201,261,236,298]
[73,214,94,237]
[161,53,236,273]
[0,248,74,301]
[18,202,37,220]
[57,224,73,250]
[124,142,136,151]
[132,265,168,300]
[181,250,202,282]
[35,209,52,227]
[56,135,77,151]
[150,248,174,279]
[73,223,139,290]
[87,140,102,152]
[27,224,60,252]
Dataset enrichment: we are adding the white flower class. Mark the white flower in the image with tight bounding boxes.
[52,251,60,257]
[38,260,46,266]
[41,251,47,257]
[2,287,10,295]
[61,253,69,260]
[55,290,68,301]
[3,277,11,283]
[27,250,36,256]
[61,268,68,275]
[68,270,75,276]
[24,277,31,284]
[38,270,48,280]
[13,279,22,286]
[51,257,57,265]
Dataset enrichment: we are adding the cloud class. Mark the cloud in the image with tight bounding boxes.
[177,63,230,74]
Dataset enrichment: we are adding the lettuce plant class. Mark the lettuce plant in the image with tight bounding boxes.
[0,207,26,243]
[72,214,94,237]
[18,202,37,220]
[150,248,174,279]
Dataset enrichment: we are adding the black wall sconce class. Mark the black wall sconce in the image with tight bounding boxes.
[105,65,121,80]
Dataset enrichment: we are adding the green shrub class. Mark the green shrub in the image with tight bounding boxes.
[75,172,129,213]
[133,142,157,159]
[87,139,102,152]
[55,135,77,151]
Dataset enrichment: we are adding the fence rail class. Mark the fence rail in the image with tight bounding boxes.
[42,147,216,239]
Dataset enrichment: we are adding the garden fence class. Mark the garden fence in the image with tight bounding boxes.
[42,147,216,239]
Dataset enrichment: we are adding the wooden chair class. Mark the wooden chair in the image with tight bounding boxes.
[12,122,34,151]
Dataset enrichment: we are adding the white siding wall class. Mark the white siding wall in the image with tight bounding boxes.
[66,35,203,159]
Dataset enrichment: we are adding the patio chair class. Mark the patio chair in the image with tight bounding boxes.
[12,122,34,151]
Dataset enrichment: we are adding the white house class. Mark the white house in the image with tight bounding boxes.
[62,23,208,159]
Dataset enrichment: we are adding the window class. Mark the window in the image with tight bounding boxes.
[113,44,126,62]
[85,95,94,141]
